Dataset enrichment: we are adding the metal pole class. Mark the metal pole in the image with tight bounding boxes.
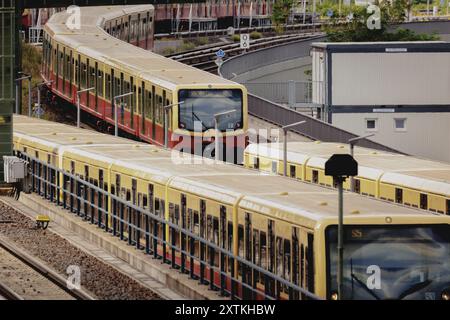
[15,81,19,114]
[337,178,344,300]
[77,92,81,128]
[28,77,32,117]
[349,143,354,191]
[281,120,306,176]
[283,128,287,176]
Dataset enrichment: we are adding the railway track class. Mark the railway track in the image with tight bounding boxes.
[168,31,324,73]
[0,235,93,300]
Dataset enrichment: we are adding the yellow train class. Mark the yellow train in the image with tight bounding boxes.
[13,115,450,300]
[244,142,450,216]
[42,5,247,161]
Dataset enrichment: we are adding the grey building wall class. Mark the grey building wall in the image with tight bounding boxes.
[332,112,450,163]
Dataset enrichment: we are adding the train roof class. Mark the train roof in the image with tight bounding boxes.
[13,116,450,228]
[44,6,239,90]
[245,142,450,197]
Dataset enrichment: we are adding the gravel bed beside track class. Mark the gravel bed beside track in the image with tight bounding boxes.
[0,201,161,300]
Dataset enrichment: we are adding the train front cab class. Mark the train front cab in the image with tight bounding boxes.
[171,85,248,162]
[317,215,450,300]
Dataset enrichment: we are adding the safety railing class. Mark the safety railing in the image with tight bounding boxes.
[18,151,321,301]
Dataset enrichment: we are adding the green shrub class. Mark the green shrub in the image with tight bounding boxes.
[161,47,175,55]
[250,31,262,40]
[179,41,196,52]
[231,34,240,42]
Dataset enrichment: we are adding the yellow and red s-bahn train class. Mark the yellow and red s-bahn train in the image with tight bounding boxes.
[13,115,450,300]
[41,5,248,161]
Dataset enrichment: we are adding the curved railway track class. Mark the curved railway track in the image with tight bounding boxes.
[0,236,93,300]
[167,31,324,73]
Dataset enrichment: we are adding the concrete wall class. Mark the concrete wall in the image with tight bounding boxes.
[332,112,450,163]
[233,56,312,83]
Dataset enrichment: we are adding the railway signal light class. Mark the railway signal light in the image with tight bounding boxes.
[325,154,358,301]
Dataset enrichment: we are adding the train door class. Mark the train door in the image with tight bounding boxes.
[395,188,403,204]
[94,61,99,112]
[131,77,136,131]
[96,62,104,116]
[267,219,275,298]
[420,193,428,210]
[152,86,156,140]
[68,49,73,98]
[120,72,125,126]
[62,46,66,95]
[140,81,145,136]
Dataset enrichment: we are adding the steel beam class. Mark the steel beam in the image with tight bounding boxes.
[22,0,203,9]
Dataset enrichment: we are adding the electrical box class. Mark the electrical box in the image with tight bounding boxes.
[3,156,28,183]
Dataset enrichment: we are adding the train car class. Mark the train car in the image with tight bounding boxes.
[13,115,450,300]
[244,142,450,215]
[41,5,248,163]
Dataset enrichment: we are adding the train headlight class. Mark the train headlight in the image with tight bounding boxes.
[442,289,450,300]
[330,292,339,300]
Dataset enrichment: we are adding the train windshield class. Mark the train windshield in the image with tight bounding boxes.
[326,225,450,300]
[178,89,243,132]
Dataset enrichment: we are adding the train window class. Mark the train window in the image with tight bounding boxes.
[89,67,95,92]
[145,91,152,119]
[75,60,79,86]
[290,165,296,178]
[420,193,428,210]
[207,215,213,243]
[292,228,299,287]
[80,63,87,89]
[276,237,283,277]
[312,170,319,184]
[169,203,175,222]
[65,54,70,79]
[105,74,111,100]
[260,231,267,270]
[253,229,259,265]
[446,199,450,215]
[227,221,233,272]
[238,224,244,258]
[194,211,199,235]
[148,184,154,213]
[306,233,314,292]
[300,244,305,287]
[155,198,161,215]
[142,195,148,209]
[220,206,226,249]
[245,212,252,261]
[395,188,403,204]
[58,51,64,77]
[268,220,275,272]
[271,161,277,174]
[354,179,361,193]
[213,217,219,245]
[97,71,104,97]
[284,239,291,282]
[174,205,180,225]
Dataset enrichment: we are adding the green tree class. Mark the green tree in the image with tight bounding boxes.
[323,0,439,42]
[272,0,294,29]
